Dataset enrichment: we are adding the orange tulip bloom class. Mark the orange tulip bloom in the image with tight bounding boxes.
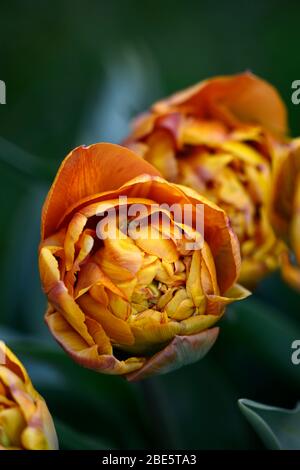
[124,72,290,287]
[39,143,249,381]
[270,138,300,290]
[0,341,58,450]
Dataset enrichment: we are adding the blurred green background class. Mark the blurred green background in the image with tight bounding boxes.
[1,0,300,450]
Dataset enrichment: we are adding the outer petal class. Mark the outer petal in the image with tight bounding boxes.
[152,72,287,138]
[0,407,26,448]
[41,143,161,239]
[45,309,145,375]
[21,400,58,450]
[126,327,219,382]
[53,174,189,234]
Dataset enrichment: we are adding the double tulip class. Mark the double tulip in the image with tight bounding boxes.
[270,138,300,290]
[39,143,249,380]
[124,72,293,287]
[0,342,58,450]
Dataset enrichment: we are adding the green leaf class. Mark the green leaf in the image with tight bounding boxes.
[238,398,300,450]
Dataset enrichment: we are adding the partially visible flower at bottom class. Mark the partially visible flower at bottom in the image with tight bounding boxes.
[39,143,250,381]
[0,341,58,450]
[271,138,300,291]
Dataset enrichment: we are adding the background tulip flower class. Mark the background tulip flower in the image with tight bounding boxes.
[123,72,291,287]
[39,143,249,381]
[0,341,58,450]
[270,138,300,291]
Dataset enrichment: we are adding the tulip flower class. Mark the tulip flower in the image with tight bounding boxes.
[39,143,249,381]
[0,341,58,450]
[124,72,290,287]
[270,137,300,290]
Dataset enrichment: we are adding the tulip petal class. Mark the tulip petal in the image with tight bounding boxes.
[39,247,61,294]
[177,183,241,293]
[64,212,87,271]
[107,292,131,320]
[144,130,178,181]
[181,119,227,145]
[85,317,113,355]
[152,72,287,138]
[0,343,31,389]
[97,235,144,282]
[10,389,36,423]
[206,283,251,315]
[45,310,145,375]
[186,250,205,308]
[180,313,221,334]
[126,327,219,381]
[201,242,220,294]
[77,294,135,346]
[133,226,179,263]
[165,288,194,320]
[128,310,181,353]
[0,407,26,447]
[74,262,125,299]
[220,140,266,166]
[47,281,94,346]
[45,309,96,353]
[41,143,161,239]
[136,258,159,286]
[37,400,59,451]
[21,426,48,450]
[74,231,94,266]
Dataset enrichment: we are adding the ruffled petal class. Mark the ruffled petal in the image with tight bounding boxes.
[77,294,135,346]
[41,143,161,239]
[45,309,145,375]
